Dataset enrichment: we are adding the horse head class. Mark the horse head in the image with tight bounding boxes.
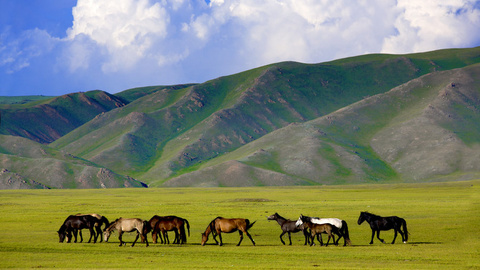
[266,213,278,221]
[201,232,208,246]
[57,230,66,243]
[357,211,367,225]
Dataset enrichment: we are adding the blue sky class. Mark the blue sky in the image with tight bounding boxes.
[1,0,480,96]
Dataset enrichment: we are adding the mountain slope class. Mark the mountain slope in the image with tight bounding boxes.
[164,64,480,186]
[48,47,480,187]
[0,91,128,144]
[0,135,147,189]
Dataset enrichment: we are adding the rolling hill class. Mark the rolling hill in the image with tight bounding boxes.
[1,47,480,188]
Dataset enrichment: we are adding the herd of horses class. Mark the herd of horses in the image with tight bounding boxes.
[57,212,409,247]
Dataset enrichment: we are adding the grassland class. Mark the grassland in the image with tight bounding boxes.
[0,180,478,269]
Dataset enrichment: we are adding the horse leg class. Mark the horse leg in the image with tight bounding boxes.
[309,233,315,246]
[164,231,169,244]
[88,227,95,243]
[369,230,375,244]
[397,226,405,243]
[237,231,244,246]
[287,232,292,245]
[279,231,286,245]
[318,233,323,246]
[392,229,398,244]
[303,229,309,245]
[132,232,140,247]
[217,232,223,246]
[376,230,385,243]
[245,230,255,246]
[74,230,79,243]
[144,232,149,247]
[96,226,102,242]
[118,231,124,247]
[152,231,157,244]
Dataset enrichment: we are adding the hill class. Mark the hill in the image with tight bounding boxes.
[2,47,480,188]
[0,135,147,189]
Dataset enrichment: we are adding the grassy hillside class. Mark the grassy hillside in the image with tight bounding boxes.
[0,91,129,144]
[48,47,480,187]
[0,135,146,189]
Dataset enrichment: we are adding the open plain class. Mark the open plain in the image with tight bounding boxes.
[0,180,478,269]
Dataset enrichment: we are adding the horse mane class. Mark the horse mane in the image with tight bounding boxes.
[362,211,381,218]
[274,213,288,221]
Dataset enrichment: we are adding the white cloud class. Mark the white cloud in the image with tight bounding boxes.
[2,0,480,96]
[382,0,480,53]
[66,0,170,72]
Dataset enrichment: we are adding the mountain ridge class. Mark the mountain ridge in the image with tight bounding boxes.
[1,47,480,188]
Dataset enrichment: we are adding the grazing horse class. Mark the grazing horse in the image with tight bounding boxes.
[267,213,309,245]
[148,215,190,244]
[296,214,351,246]
[57,215,97,243]
[357,211,408,244]
[300,218,336,246]
[201,217,256,246]
[75,213,109,243]
[103,218,149,247]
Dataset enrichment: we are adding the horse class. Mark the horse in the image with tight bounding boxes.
[267,213,309,245]
[201,217,256,246]
[357,211,409,244]
[103,218,149,247]
[75,213,109,243]
[300,217,336,246]
[148,215,190,244]
[296,214,351,246]
[57,215,97,243]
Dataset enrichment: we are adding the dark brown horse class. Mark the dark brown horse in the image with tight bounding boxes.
[103,218,149,247]
[267,213,309,245]
[57,215,97,243]
[148,215,190,244]
[75,213,109,243]
[358,211,409,244]
[302,219,336,247]
[201,217,256,246]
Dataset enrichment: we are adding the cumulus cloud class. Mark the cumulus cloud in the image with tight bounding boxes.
[382,0,480,53]
[1,0,480,95]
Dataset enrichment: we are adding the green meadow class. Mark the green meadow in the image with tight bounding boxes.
[0,180,478,269]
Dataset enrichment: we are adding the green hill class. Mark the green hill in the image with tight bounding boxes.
[0,135,147,189]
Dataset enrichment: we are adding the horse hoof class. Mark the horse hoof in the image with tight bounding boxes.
[403,241,407,244]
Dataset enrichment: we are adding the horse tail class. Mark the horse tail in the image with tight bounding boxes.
[341,220,352,245]
[246,219,256,230]
[184,219,190,237]
[402,218,409,242]
[101,216,110,231]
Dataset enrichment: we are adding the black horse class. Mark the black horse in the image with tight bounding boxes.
[267,213,309,245]
[357,211,409,244]
[57,215,98,243]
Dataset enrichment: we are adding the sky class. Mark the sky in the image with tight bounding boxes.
[1,0,480,96]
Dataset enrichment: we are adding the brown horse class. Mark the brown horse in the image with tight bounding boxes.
[302,219,336,246]
[201,217,256,246]
[75,213,109,243]
[148,215,190,244]
[103,218,149,247]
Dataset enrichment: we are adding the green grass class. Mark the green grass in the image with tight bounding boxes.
[0,180,478,269]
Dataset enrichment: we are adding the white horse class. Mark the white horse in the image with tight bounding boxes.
[296,214,351,246]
